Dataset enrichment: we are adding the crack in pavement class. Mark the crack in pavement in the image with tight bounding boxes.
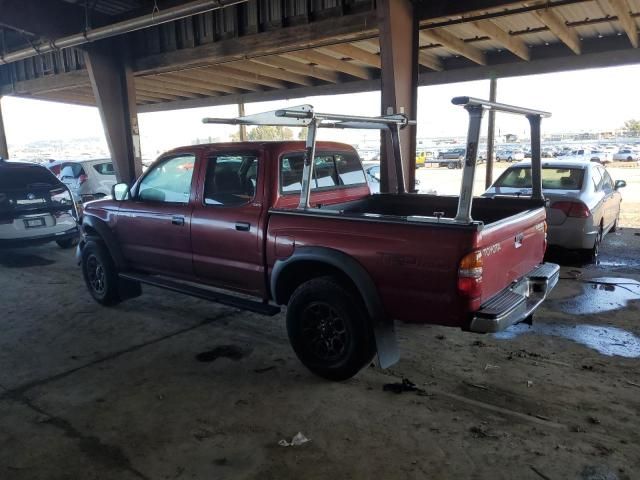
[10,392,151,480]
[0,309,239,400]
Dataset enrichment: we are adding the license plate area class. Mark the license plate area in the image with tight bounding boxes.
[24,217,46,228]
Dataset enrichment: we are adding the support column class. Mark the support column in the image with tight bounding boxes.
[0,97,9,159]
[377,0,418,193]
[238,102,247,141]
[83,41,142,184]
[485,76,497,188]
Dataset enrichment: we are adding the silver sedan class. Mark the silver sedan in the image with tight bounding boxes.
[484,160,626,260]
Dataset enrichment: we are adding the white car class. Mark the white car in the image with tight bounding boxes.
[496,149,525,162]
[485,160,626,260]
[57,159,117,201]
[0,159,80,249]
[564,148,613,164]
[612,148,640,162]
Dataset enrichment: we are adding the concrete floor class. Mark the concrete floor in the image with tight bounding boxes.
[0,229,639,480]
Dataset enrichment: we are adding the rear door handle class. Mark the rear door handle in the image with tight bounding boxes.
[172,216,185,226]
[235,222,250,232]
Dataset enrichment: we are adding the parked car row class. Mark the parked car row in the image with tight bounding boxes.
[46,158,117,201]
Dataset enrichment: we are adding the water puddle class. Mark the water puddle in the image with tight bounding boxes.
[551,277,640,315]
[494,323,640,358]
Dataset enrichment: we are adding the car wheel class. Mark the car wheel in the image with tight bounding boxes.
[611,213,620,232]
[583,225,603,262]
[447,163,456,169]
[286,276,376,381]
[628,156,633,161]
[508,156,513,162]
[56,235,79,249]
[81,241,121,306]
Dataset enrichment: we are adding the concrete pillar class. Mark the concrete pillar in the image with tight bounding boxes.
[238,102,247,141]
[83,41,142,183]
[0,97,9,159]
[485,76,497,188]
[377,0,418,193]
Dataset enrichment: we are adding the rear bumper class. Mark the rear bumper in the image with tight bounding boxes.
[469,263,560,333]
[548,220,598,250]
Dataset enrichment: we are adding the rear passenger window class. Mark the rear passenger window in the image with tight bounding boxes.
[280,152,365,193]
[203,154,258,206]
[93,162,115,175]
[60,163,84,179]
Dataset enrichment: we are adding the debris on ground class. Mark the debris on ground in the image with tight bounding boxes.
[463,381,489,391]
[383,378,427,395]
[484,363,500,371]
[588,416,601,425]
[530,465,553,480]
[436,334,446,340]
[527,380,534,388]
[469,425,499,439]
[471,340,487,347]
[253,366,276,374]
[278,432,311,447]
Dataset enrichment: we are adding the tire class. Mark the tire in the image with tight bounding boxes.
[627,156,633,162]
[286,276,376,381]
[582,225,603,263]
[447,162,456,170]
[611,213,620,233]
[508,156,513,162]
[81,240,121,306]
[56,235,79,249]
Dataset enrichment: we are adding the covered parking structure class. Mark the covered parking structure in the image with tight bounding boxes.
[0,0,639,189]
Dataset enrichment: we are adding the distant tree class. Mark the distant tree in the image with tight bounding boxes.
[298,128,308,140]
[229,125,294,142]
[623,119,640,136]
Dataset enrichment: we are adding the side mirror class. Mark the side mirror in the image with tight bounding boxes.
[112,183,130,201]
[614,180,627,190]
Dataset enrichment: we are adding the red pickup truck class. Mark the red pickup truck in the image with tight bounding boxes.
[78,101,559,380]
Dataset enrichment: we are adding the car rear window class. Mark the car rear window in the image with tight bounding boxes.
[280,152,366,193]
[93,162,115,175]
[494,167,585,190]
[0,163,61,190]
[60,163,85,179]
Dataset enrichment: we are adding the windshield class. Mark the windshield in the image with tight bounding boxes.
[494,167,585,190]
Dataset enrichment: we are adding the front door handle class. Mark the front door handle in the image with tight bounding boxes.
[235,221,250,232]
[172,215,185,226]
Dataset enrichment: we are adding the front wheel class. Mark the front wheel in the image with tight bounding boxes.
[81,241,121,306]
[286,276,376,381]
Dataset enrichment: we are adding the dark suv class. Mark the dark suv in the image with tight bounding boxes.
[0,159,80,248]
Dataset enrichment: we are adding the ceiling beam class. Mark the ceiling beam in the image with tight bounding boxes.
[135,85,192,101]
[418,50,444,71]
[598,0,638,48]
[135,11,378,74]
[534,8,581,54]
[210,65,287,89]
[0,70,90,96]
[285,50,375,79]
[175,68,261,92]
[420,29,486,65]
[251,56,340,83]
[472,19,530,60]
[318,44,382,68]
[136,78,202,98]
[230,61,314,86]
[140,74,223,97]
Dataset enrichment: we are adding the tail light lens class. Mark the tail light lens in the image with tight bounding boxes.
[551,201,590,218]
[78,174,88,185]
[458,250,483,298]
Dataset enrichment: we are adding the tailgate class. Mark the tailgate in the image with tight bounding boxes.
[475,207,547,307]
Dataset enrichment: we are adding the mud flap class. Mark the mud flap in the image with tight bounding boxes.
[374,319,399,369]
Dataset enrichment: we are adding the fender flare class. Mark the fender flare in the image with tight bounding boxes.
[271,246,383,320]
[81,215,127,270]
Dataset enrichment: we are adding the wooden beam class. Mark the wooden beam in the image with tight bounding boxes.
[230,61,314,86]
[134,86,188,102]
[252,56,340,83]
[0,70,90,96]
[135,11,378,74]
[211,65,287,89]
[178,68,263,91]
[319,43,382,68]
[534,8,581,54]
[598,0,638,48]
[141,74,223,97]
[418,50,444,71]
[472,19,530,60]
[420,29,486,65]
[136,78,201,98]
[154,73,228,95]
[285,50,375,79]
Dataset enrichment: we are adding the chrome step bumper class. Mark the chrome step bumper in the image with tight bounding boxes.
[469,262,560,333]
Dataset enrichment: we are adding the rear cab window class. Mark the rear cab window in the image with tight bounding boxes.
[494,167,585,190]
[280,151,366,194]
[93,162,115,175]
[59,163,85,179]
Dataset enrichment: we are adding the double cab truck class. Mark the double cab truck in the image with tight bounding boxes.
[78,99,559,381]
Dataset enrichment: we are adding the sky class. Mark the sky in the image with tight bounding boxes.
[2,63,640,158]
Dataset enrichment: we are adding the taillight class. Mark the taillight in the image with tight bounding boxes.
[551,201,590,218]
[78,174,88,184]
[458,250,483,298]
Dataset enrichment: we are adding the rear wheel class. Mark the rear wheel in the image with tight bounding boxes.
[447,162,456,169]
[582,225,603,262]
[81,241,121,305]
[56,235,79,249]
[286,276,376,381]
[611,213,620,232]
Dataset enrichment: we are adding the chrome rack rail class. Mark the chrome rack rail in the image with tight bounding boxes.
[451,96,552,224]
[203,105,414,209]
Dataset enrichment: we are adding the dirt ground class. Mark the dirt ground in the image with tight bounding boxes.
[417,162,640,227]
[0,229,639,479]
